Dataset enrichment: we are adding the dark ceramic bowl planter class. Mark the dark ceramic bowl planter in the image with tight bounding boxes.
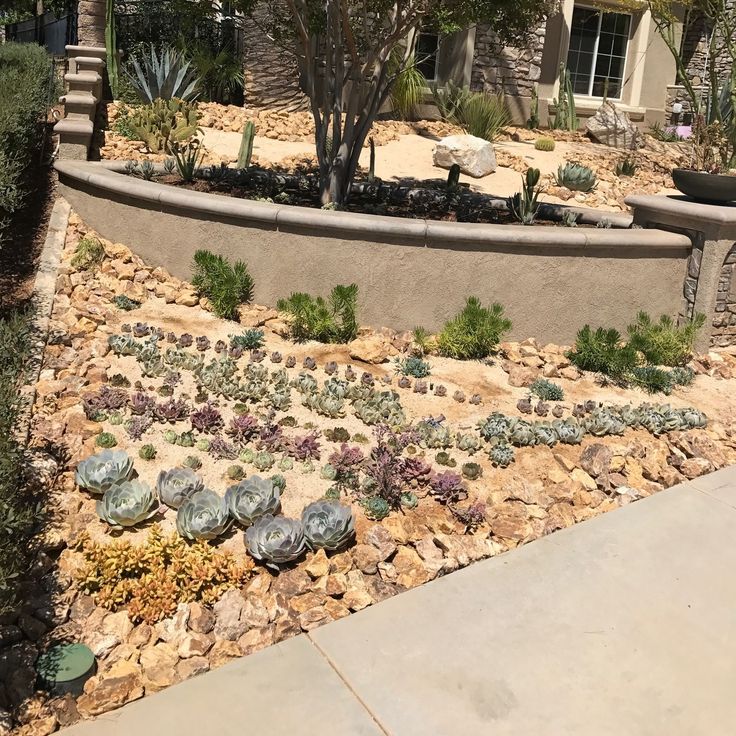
[672,168,736,204]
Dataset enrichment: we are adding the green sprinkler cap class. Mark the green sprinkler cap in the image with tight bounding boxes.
[36,643,95,687]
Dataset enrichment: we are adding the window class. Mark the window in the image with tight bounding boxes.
[416,31,440,81]
[566,6,630,99]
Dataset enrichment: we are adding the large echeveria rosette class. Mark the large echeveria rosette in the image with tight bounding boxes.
[76,450,134,494]
[301,500,354,551]
[224,475,280,526]
[176,489,230,541]
[156,467,204,509]
[244,514,306,568]
[96,479,159,528]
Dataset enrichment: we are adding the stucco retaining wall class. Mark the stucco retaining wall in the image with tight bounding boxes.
[56,161,692,345]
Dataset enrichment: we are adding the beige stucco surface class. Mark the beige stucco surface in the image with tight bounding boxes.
[57,165,691,345]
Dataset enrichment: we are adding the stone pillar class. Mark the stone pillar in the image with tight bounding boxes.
[626,194,736,351]
[77,0,106,47]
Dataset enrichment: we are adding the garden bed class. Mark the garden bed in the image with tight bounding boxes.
[5,211,735,732]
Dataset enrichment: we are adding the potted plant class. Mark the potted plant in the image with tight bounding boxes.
[672,115,736,204]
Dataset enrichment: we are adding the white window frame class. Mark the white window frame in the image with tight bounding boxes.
[567,4,631,101]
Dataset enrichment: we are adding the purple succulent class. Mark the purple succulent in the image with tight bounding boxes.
[162,371,181,389]
[257,423,284,452]
[400,457,432,486]
[534,401,549,417]
[214,340,227,353]
[288,432,321,460]
[453,390,466,403]
[121,323,132,333]
[413,379,428,394]
[229,346,243,359]
[226,414,260,443]
[166,331,178,343]
[303,356,317,370]
[328,444,364,474]
[451,501,486,532]
[270,351,282,364]
[126,415,153,440]
[324,361,338,375]
[469,394,482,405]
[208,435,237,460]
[154,327,165,339]
[434,384,447,397]
[196,336,211,352]
[381,375,393,385]
[361,372,374,386]
[285,355,296,368]
[191,403,224,433]
[429,471,467,504]
[398,376,411,389]
[344,365,356,381]
[552,405,565,418]
[132,322,150,338]
[250,349,266,363]
[154,398,190,423]
[129,391,155,415]
[178,333,193,348]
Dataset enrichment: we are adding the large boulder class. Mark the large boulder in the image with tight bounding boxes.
[433,135,496,177]
[585,101,644,149]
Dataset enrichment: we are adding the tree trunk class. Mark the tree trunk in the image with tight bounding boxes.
[77,0,106,46]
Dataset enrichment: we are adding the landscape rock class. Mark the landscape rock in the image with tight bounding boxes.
[585,101,644,149]
[433,135,497,177]
[212,589,247,641]
[347,334,395,364]
[76,660,144,718]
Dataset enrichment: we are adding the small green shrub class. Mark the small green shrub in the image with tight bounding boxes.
[534,137,555,151]
[669,366,695,386]
[277,284,358,343]
[191,250,254,321]
[0,310,42,614]
[455,91,510,142]
[436,297,512,360]
[627,312,705,367]
[390,53,426,121]
[71,236,105,270]
[529,378,564,401]
[127,98,200,154]
[566,326,638,380]
[615,157,637,177]
[230,329,264,350]
[555,162,597,192]
[630,366,673,395]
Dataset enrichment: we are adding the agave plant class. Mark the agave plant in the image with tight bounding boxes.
[555,162,597,192]
[125,44,200,103]
[224,475,281,526]
[244,514,307,568]
[96,480,158,528]
[301,500,355,551]
[176,489,230,540]
[156,467,204,509]
[75,450,134,494]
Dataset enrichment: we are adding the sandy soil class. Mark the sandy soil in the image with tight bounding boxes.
[200,128,677,210]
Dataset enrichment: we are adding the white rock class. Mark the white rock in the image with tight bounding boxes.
[433,135,496,178]
[585,101,644,149]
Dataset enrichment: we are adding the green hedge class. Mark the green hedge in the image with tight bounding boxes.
[0,42,54,243]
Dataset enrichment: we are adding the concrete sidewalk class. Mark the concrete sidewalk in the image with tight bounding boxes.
[61,467,736,736]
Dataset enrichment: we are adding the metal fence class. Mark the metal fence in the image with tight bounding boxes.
[4,11,77,55]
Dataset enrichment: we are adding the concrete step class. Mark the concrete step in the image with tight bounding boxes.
[59,90,98,121]
[54,118,94,160]
[65,44,107,62]
[64,71,102,99]
[75,56,105,75]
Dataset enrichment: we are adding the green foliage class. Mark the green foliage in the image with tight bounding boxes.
[566,326,638,380]
[71,237,105,270]
[529,378,564,401]
[277,284,358,343]
[390,53,426,121]
[171,138,204,181]
[446,163,461,189]
[106,0,119,97]
[0,43,55,244]
[185,43,244,103]
[670,366,695,386]
[507,167,541,225]
[0,310,41,614]
[112,295,142,311]
[237,120,255,169]
[648,121,683,142]
[615,156,637,177]
[630,366,673,395]
[127,98,200,154]
[230,328,264,349]
[125,44,200,103]
[534,136,555,151]
[394,356,431,378]
[191,250,254,320]
[555,162,597,192]
[560,210,580,227]
[627,311,705,367]
[436,297,512,360]
[431,81,470,123]
[550,62,578,131]
[527,84,539,129]
[455,91,510,142]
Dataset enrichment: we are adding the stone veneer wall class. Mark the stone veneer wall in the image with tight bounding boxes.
[712,245,736,347]
[470,23,546,98]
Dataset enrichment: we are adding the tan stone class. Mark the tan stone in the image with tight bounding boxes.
[140,643,180,692]
[187,602,215,634]
[392,546,429,588]
[680,457,713,479]
[178,632,213,659]
[237,626,275,656]
[208,639,242,668]
[304,549,330,579]
[343,588,373,611]
[571,468,597,491]
[289,592,326,614]
[176,656,210,680]
[325,573,348,597]
[348,334,396,364]
[76,660,144,718]
[352,544,382,575]
[507,365,537,387]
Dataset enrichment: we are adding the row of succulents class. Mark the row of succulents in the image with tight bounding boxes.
[75,450,355,566]
[477,401,707,468]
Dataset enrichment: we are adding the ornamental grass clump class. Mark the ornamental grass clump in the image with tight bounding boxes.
[627,311,705,367]
[191,249,254,321]
[70,236,105,271]
[436,297,511,360]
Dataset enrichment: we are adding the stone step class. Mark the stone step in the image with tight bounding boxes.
[65,44,107,62]
[54,118,94,160]
[59,90,98,121]
[64,71,102,99]
[75,56,105,75]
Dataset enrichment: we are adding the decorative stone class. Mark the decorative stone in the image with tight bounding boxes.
[365,525,397,561]
[139,643,180,692]
[76,660,144,718]
[347,334,395,364]
[391,547,428,588]
[433,134,497,177]
[579,444,613,478]
[187,602,215,635]
[585,101,644,149]
[178,632,214,659]
[352,544,382,575]
[304,549,330,579]
[175,656,210,680]
[208,640,242,668]
[237,626,275,656]
[212,589,247,641]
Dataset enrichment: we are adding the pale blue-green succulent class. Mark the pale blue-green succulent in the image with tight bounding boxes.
[75,450,134,495]
[224,475,281,526]
[156,467,204,509]
[176,489,230,540]
[244,514,306,568]
[96,479,158,528]
[301,500,354,551]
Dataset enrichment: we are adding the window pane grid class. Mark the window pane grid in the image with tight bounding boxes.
[566,6,630,99]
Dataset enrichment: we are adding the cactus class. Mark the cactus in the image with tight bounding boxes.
[507,167,541,225]
[534,137,555,152]
[527,83,540,129]
[128,98,201,154]
[368,136,376,182]
[550,63,578,131]
[237,120,256,169]
[555,162,597,192]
